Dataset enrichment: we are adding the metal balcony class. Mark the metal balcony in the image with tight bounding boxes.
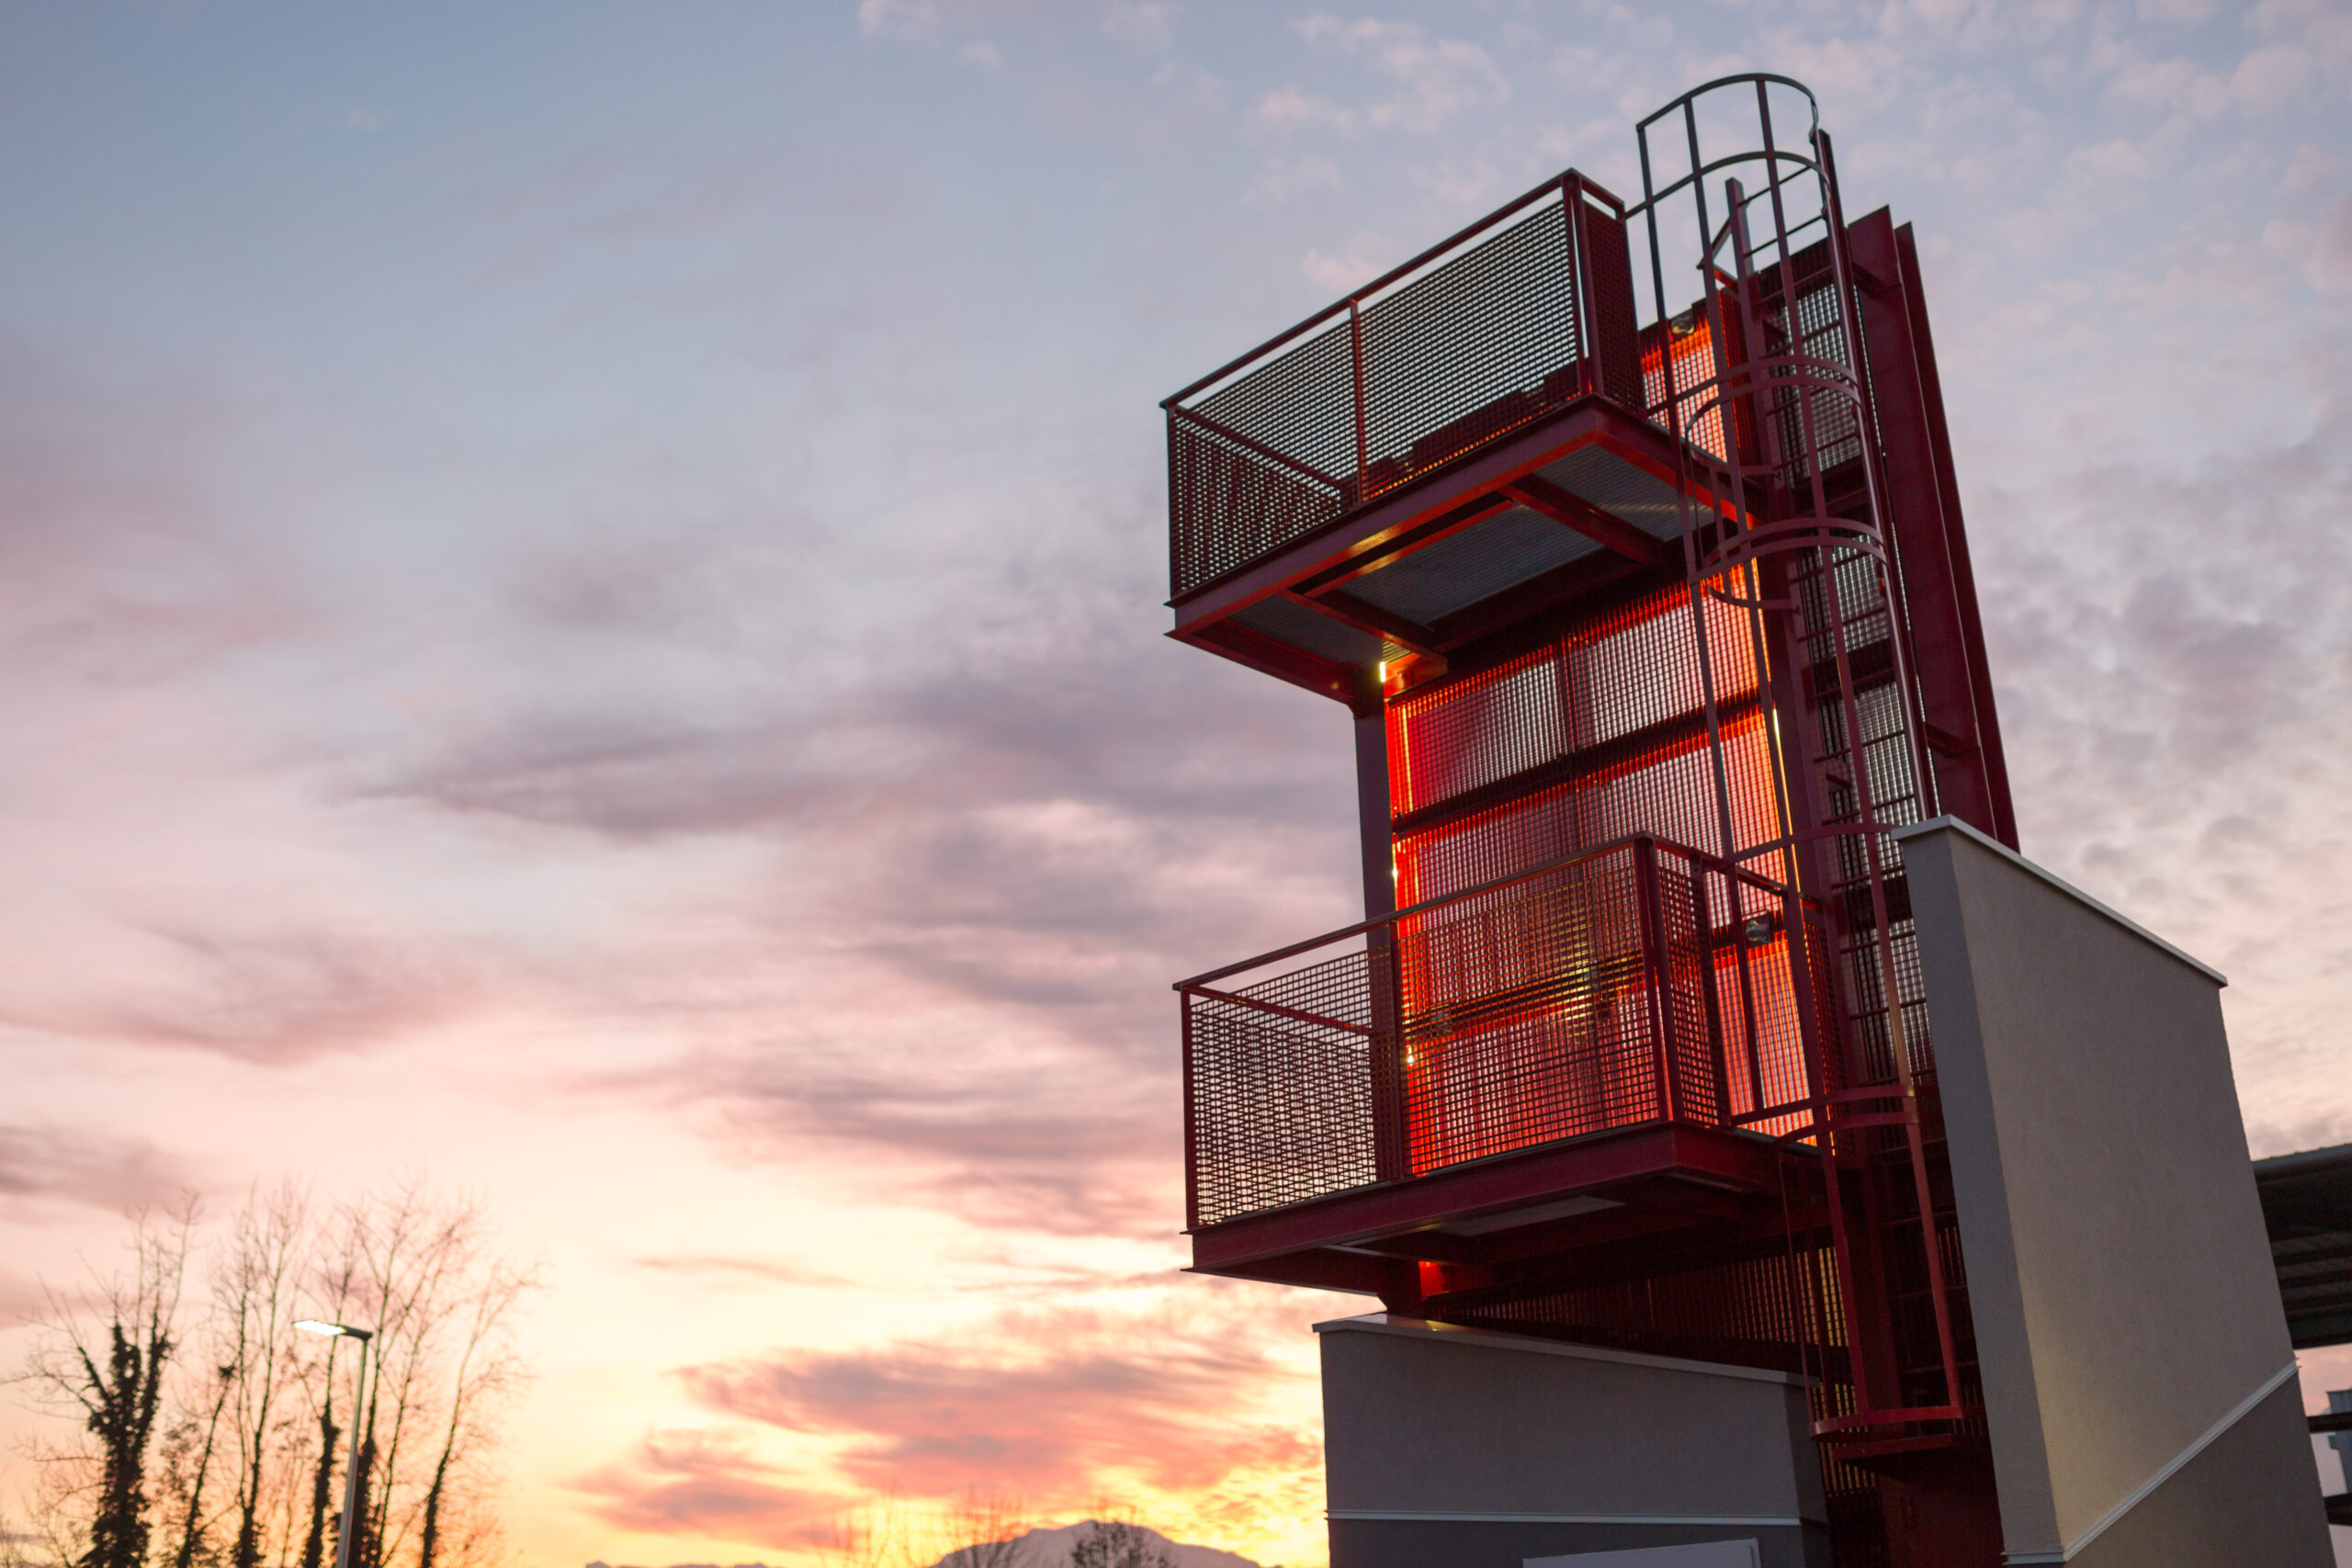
[1156,169,1779,706]
[1177,835,1839,1247]
[1162,173,1655,604]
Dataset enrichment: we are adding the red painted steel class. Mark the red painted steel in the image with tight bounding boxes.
[1162,71,2014,1568]
[1629,73,1993,1563]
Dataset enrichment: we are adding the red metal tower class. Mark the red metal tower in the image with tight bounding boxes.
[1163,77,2015,1566]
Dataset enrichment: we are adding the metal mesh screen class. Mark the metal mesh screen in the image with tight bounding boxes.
[1790,541,1934,1092]
[1184,948,1380,1227]
[1453,1239,1839,1373]
[1166,177,1647,599]
[1655,860,1720,1125]
[1396,780,1580,907]
[1387,647,1564,816]
[1566,582,1758,748]
[1398,852,1658,1171]
[1641,307,1742,462]
[1567,712,1778,864]
[1713,900,1842,1140]
[1580,202,1644,404]
[1390,580,1778,905]
[1360,204,1578,486]
[1167,417,1346,597]
[1755,240,1866,486]
[1191,316,1359,487]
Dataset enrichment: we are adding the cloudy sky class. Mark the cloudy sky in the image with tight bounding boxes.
[1,3,2348,1565]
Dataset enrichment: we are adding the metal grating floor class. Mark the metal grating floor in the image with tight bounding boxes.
[1228,592,1389,667]
[1538,444,1686,539]
[1347,505,1601,626]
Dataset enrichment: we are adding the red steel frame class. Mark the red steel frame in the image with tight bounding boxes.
[1163,72,2017,1568]
[1636,73,1969,1450]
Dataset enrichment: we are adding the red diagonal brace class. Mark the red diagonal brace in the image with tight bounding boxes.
[1502,474,1677,575]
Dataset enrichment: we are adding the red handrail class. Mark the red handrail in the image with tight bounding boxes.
[1174,830,1794,993]
[1161,170,1625,410]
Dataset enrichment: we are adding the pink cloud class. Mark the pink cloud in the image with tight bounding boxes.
[672,1302,1317,1502]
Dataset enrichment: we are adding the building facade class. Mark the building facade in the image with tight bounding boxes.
[1159,74,2329,1568]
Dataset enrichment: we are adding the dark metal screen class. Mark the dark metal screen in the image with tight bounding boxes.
[1164,174,1643,600]
[1357,205,1579,488]
[1183,947,1381,1228]
[1453,1240,1838,1371]
[1387,647,1564,816]
[1167,419,1347,595]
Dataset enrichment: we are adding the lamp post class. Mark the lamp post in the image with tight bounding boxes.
[297,1320,376,1568]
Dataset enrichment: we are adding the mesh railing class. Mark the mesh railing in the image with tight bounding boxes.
[1164,173,1643,601]
[1179,834,1833,1230]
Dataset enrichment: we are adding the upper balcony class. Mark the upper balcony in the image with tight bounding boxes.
[1162,172,1743,700]
[1178,834,1845,1304]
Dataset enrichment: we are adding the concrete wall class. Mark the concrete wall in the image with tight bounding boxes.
[1317,1315,1830,1568]
[1897,816,2331,1566]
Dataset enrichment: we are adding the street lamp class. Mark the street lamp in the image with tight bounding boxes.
[296,1320,376,1568]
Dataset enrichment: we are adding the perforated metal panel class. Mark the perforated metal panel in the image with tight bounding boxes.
[1387,648,1564,818]
[1758,241,1867,487]
[1454,1241,1838,1368]
[1388,580,1775,906]
[1168,418,1345,597]
[1564,583,1758,747]
[1579,202,1644,404]
[1398,853,1664,1170]
[1185,948,1380,1227]
[1191,316,1358,489]
[1165,175,1645,600]
[1641,309,1742,464]
[1566,714,1778,869]
[1362,203,1579,476]
[1396,781,1578,908]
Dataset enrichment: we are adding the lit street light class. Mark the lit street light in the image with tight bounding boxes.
[296,1320,376,1568]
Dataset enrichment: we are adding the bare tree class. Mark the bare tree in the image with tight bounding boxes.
[155,1359,236,1568]
[922,1491,1031,1568]
[295,1241,362,1568]
[215,1185,310,1568]
[2,1503,49,1568]
[304,1184,537,1568]
[15,1205,196,1568]
[352,1188,457,1568]
[412,1256,526,1568]
[1068,1519,1172,1568]
[17,1437,102,1568]
[812,1490,910,1568]
[10,1185,533,1568]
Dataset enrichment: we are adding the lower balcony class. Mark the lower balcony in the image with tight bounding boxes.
[1178,834,1843,1295]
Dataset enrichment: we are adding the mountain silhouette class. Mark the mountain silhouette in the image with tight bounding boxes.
[585,1523,1272,1568]
[922,1520,1270,1568]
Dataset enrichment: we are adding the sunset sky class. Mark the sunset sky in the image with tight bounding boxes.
[3,4,2350,1566]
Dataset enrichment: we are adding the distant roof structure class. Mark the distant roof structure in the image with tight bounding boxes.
[2255,1142,2352,1348]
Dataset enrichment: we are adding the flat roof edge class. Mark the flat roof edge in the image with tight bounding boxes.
[1310,1313,1811,1385]
[1892,815,2227,987]
[2253,1141,2352,1179]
